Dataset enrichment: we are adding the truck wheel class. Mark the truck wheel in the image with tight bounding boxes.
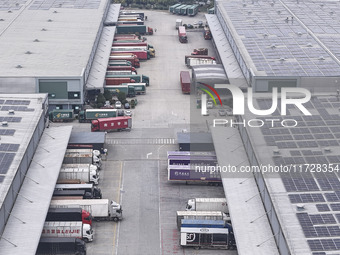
[113,217,119,222]
[84,238,89,243]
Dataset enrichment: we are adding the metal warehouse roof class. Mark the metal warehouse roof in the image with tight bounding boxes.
[217,0,340,77]
[0,0,110,77]
[0,94,47,212]
[177,132,213,144]
[211,126,279,255]
[0,125,72,254]
[244,95,340,254]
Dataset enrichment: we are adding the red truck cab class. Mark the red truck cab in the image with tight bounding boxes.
[180,71,191,94]
[178,26,187,43]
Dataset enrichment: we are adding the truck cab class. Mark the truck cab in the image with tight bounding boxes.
[186,198,195,210]
[110,200,123,221]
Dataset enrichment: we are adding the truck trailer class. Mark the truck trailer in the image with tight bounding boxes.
[106,70,137,76]
[112,46,155,58]
[108,60,133,66]
[180,71,191,94]
[78,109,117,123]
[116,25,153,35]
[49,109,75,122]
[104,85,136,97]
[50,199,123,221]
[107,65,137,73]
[58,164,99,185]
[105,74,150,86]
[63,149,102,170]
[105,77,136,85]
[91,117,132,132]
[203,26,212,40]
[109,53,140,68]
[46,208,92,226]
[36,237,86,255]
[111,49,150,60]
[55,184,102,199]
[170,3,181,13]
[176,211,230,230]
[121,83,146,95]
[188,4,199,16]
[186,198,228,213]
[53,190,88,199]
[112,41,154,50]
[42,221,93,243]
[178,26,187,43]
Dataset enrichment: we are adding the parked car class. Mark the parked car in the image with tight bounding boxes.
[198,21,203,27]
[218,109,227,116]
[124,110,132,116]
[117,109,124,116]
[187,24,193,29]
[124,102,130,109]
[207,101,214,109]
[115,101,122,109]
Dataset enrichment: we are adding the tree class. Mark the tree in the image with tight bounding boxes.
[117,91,126,103]
[103,90,112,101]
[96,93,106,106]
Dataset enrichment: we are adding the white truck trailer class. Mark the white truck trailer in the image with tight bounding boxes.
[42,221,94,242]
[63,149,102,169]
[58,164,99,185]
[176,211,230,229]
[50,199,123,221]
[186,198,228,213]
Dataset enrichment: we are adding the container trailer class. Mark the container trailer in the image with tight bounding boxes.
[186,198,228,213]
[91,117,132,132]
[78,109,117,123]
[55,183,102,199]
[46,208,92,226]
[36,237,86,255]
[49,109,75,122]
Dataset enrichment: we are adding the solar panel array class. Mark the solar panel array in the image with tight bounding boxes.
[29,0,101,10]
[0,0,27,10]
[257,96,340,253]
[221,0,340,76]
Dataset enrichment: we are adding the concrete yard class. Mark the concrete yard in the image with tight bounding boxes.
[53,9,238,255]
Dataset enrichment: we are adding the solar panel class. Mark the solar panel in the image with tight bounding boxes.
[0,106,34,111]
[308,239,340,251]
[0,143,20,152]
[4,100,30,105]
[316,204,331,212]
[0,129,15,136]
[330,204,340,211]
[0,117,22,122]
[289,194,325,203]
[0,152,15,174]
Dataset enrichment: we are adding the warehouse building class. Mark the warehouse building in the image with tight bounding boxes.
[207,0,340,254]
[0,0,120,111]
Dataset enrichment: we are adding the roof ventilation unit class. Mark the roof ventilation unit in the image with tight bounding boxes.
[47,19,53,22]
[248,11,252,15]
[243,3,247,7]
[270,44,276,49]
[307,43,313,47]
[2,121,8,126]
[273,149,280,157]
[330,11,334,15]
[277,10,281,14]
[318,56,325,60]
[25,51,32,54]
[53,10,58,13]
[8,109,15,114]
[34,39,40,42]
[253,19,258,24]
[8,10,12,13]
[296,204,305,211]
[0,19,4,21]
[16,65,22,68]
[324,147,331,152]
[297,32,302,36]
[279,57,285,61]
[263,33,268,38]
[41,28,47,31]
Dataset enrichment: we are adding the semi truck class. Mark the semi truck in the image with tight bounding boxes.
[175,4,186,14]
[55,184,102,199]
[188,4,199,16]
[105,74,150,86]
[53,190,88,199]
[180,71,191,94]
[178,26,187,43]
[104,85,136,97]
[111,49,150,60]
[117,20,144,25]
[46,208,92,226]
[170,3,181,13]
[63,149,102,169]
[114,34,139,40]
[36,237,86,255]
[116,25,153,35]
[42,221,94,243]
[109,53,140,68]
[119,11,145,20]
[78,109,117,123]
[176,19,182,29]
[112,41,154,50]
[112,46,155,57]
[108,60,133,66]
[203,26,212,40]
[105,77,136,85]
[91,117,132,132]
[49,109,75,122]
[192,48,208,55]
[106,70,137,76]
[107,65,137,73]
[180,5,190,15]
[58,164,99,185]
[186,198,228,213]
[176,211,230,229]
[50,199,123,221]
[185,55,216,65]
[121,83,146,95]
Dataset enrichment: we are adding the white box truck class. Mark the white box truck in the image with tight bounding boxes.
[176,19,182,29]
[50,199,123,221]
[176,211,230,229]
[58,164,99,185]
[42,221,94,243]
[186,198,228,213]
